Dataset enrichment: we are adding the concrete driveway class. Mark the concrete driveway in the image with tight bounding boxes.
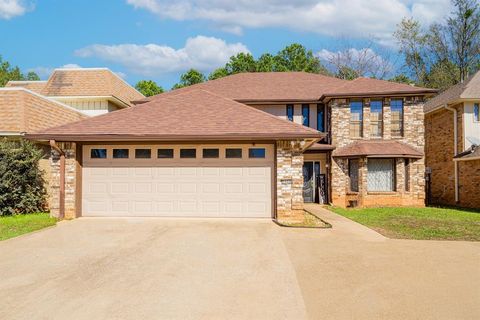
[1,207,479,320]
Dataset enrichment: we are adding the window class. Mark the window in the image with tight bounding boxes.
[135,149,151,159]
[405,159,410,192]
[180,148,196,158]
[367,159,395,192]
[226,148,242,158]
[348,159,359,192]
[474,103,479,122]
[203,148,219,158]
[91,149,107,159]
[391,99,404,136]
[157,149,174,158]
[286,104,294,121]
[350,100,363,137]
[302,104,310,127]
[249,148,266,158]
[370,100,383,137]
[113,149,129,159]
[317,104,325,132]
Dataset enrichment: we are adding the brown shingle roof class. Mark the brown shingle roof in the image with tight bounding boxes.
[332,140,423,158]
[40,68,144,107]
[28,89,324,141]
[425,71,480,113]
[5,81,47,93]
[137,72,436,104]
[326,77,436,97]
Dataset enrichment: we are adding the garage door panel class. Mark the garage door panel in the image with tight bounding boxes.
[82,145,272,218]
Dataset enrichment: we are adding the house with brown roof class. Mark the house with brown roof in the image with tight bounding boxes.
[28,71,436,219]
[424,70,480,209]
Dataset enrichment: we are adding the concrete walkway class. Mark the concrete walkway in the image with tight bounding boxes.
[0,209,479,320]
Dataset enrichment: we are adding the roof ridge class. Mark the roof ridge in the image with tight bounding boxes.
[158,88,322,135]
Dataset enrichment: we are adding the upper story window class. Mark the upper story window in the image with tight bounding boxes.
[350,100,363,137]
[317,104,325,132]
[370,100,383,138]
[391,99,404,137]
[286,104,294,121]
[474,103,479,122]
[302,104,310,127]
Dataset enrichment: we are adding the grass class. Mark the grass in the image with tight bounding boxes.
[0,213,57,241]
[329,206,480,241]
[278,210,331,228]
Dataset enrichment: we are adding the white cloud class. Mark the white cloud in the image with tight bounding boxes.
[0,0,29,19]
[28,64,82,79]
[60,63,82,69]
[74,35,250,76]
[126,0,452,45]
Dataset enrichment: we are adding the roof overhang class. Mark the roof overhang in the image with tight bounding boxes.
[48,95,131,108]
[322,90,437,102]
[26,133,324,143]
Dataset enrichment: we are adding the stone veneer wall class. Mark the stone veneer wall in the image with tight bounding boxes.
[329,97,426,208]
[276,141,304,219]
[50,142,79,219]
[425,104,480,208]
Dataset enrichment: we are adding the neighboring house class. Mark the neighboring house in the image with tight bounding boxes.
[1,68,144,210]
[424,71,480,209]
[28,72,436,220]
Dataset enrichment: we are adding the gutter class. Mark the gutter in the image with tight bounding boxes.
[49,140,65,219]
[445,105,459,203]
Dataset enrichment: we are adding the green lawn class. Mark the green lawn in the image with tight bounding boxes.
[0,213,57,241]
[329,206,480,241]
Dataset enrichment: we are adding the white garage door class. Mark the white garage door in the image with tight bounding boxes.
[82,144,273,218]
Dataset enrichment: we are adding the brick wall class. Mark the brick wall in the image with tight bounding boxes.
[50,142,79,219]
[276,141,304,218]
[425,104,480,208]
[330,97,426,208]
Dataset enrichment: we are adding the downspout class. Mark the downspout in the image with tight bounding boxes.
[50,140,65,219]
[444,106,459,203]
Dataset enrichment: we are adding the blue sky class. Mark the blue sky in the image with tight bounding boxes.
[0,0,452,89]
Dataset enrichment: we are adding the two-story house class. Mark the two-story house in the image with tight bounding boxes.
[424,70,480,208]
[28,72,435,219]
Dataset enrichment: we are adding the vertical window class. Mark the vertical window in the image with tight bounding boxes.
[474,103,479,122]
[317,104,325,132]
[405,159,410,192]
[350,100,363,137]
[367,159,395,192]
[370,100,383,138]
[286,104,294,121]
[348,159,359,192]
[302,104,310,127]
[391,99,404,136]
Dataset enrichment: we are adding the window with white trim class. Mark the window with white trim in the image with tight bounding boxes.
[367,158,395,192]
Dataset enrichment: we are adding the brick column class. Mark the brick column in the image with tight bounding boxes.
[50,142,78,219]
[276,141,304,219]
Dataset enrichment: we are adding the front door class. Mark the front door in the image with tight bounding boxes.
[303,161,327,203]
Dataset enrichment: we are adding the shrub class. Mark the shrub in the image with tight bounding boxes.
[0,139,47,215]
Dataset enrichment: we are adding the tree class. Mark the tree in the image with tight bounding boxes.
[172,69,206,89]
[208,67,229,80]
[390,74,415,85]
[274,43,329,74]
[0,139,47,215]
[225,53,257,74]
[0,55,40,87]
[448,0,480,81]
[135,80,164,97]
[394,18,428,85]
[256,53,277,72]
[336,66,359,80]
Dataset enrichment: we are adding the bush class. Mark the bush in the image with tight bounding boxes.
[0,139,47,215]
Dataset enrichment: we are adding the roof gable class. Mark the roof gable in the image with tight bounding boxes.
[29,89,323,141]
